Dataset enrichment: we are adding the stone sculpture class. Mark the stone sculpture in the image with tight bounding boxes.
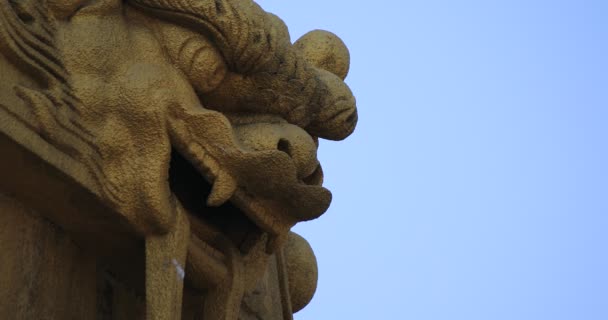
[0,0,357,318]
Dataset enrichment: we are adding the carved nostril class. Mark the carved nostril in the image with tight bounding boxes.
[277,138,293,158]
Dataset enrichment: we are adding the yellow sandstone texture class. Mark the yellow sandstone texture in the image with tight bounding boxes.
[0,0,357,318]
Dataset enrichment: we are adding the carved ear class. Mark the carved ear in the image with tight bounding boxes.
[294,30,350,80]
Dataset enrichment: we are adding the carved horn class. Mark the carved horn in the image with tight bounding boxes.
[127,0,290,75]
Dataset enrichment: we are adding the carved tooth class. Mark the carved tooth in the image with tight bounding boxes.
[195,157,210,175]
[201,153,215,176]
[192,144,204,156]
[187,143,198,156]
[206,170,237,207]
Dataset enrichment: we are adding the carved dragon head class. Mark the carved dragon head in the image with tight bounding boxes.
[0,0,357,317]
[123,0,358,248]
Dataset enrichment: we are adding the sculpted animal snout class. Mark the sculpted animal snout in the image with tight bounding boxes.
[306,68,358,141]
[233,122,319,181]
[295,30,358,141]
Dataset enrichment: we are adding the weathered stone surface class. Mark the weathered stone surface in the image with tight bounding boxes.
[0,193,97,319]
[295,30,351,81]
[284,232,318,313]
[0,0,357,318]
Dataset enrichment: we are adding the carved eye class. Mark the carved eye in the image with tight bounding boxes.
[176,35,226,93]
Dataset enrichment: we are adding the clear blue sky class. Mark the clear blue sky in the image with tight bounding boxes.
[258,1,608,319]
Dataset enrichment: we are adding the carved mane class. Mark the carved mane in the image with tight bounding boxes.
[0,0,119,200]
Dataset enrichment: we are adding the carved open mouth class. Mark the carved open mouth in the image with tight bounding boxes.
[165,107,333,263]
[168,148,266,255]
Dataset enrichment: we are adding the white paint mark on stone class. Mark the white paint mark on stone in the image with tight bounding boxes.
[172,258,185,280]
